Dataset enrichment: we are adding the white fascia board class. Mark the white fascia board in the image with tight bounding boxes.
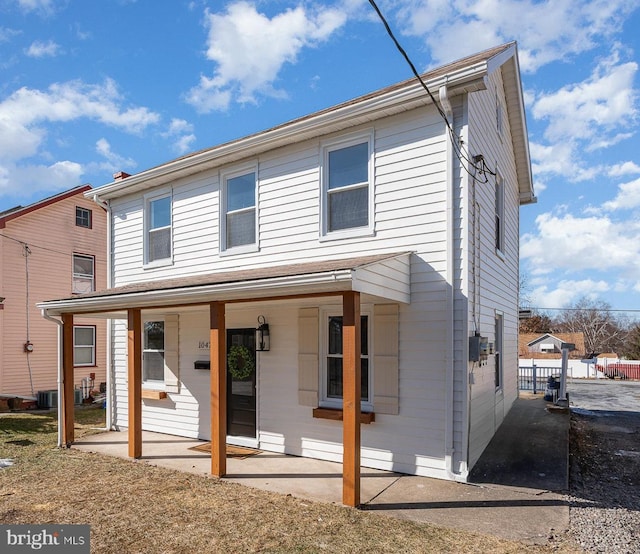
[88,68,489,202]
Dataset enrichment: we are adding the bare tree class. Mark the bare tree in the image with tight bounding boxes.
[554,296,627,355]
[519,312,554,334]
[620,323,640,359]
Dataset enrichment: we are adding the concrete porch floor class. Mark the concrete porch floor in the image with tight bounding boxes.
[72,394,569,545]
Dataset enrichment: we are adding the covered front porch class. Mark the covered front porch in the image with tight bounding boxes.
[38,253,412,508]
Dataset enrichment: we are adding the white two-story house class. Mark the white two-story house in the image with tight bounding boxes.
[39,42,535,507]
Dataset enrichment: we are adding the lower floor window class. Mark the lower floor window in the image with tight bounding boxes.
[73,326,96,366]
[143,321,165,382]
[326,315,369,403]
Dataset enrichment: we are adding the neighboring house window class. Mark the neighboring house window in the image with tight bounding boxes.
[222,169,256,251]
[495,173,504,252]
[76,207,92,228]
[495,313,503,389]
[72,254,95,293]
[323,313,370,408]
[145,193,172,264]
[74,326,96,366]
[322,135,372,236]
[143,321,165,383]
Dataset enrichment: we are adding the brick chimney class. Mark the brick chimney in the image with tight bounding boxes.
[113,171,131,181]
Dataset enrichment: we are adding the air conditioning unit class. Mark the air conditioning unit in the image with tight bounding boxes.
[37,389,82,409]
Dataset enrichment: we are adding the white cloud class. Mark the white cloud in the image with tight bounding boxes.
[529,279,610,310]
[393,0,637,73]
[0,27,21,43]
[0,79,160,198]
[531,52,638,145]
[0,79,160,163]
[25,40,61,58]
[94,138,135,171]
[161,118,196,154]
[0,160,83,197]
[17,0,56,15]
[521,212,640,276]
[608,161,640,176]
[602,177,640,211]
[186,1,347,112]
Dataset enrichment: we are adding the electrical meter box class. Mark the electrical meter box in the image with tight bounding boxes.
[469,334,489,363]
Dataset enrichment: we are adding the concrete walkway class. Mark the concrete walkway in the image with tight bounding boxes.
[73,393,569,545]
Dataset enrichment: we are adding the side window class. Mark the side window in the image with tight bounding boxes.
[72,254,95,293]
[143,321,165,384]
[322,136,372,237]
[76,207,92,228]
[495,173,504,252]
[323,313,370,407]
[73,326,96,366]
[222,169,256,251]
[495,313,503,390]
[145,193,172,264]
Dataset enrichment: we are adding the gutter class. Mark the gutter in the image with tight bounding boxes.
[41,309,63,448]
[92,195,113,432]
[439,83,458,480]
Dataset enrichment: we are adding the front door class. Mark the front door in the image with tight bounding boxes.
[227,329,256,438]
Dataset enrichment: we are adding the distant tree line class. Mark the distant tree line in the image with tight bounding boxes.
[519,296,640,359]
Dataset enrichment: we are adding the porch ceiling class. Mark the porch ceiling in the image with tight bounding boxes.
[37,252,412,316]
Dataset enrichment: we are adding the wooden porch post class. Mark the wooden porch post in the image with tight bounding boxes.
[127,308,142,459]
[210,302,227,477]
[342,291,361,507]
[61,313,75,446]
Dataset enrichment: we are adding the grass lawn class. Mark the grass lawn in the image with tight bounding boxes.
[1,407,578,553]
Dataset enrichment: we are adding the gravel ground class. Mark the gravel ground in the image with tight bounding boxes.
[566,381,640,553]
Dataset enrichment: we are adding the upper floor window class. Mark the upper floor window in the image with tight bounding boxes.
[322,136,372,237]
[145,193,172,264]
[72,254,95,293]
[495,173,504,253]
[222,168,256,252]
[76,207,92,228]
[322,312,370,409]
[74,326,96,366]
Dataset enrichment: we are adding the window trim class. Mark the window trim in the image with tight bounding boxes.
[75,206,92,229]
[495,172,505,254]
[495,312,504,391]
[143,189,173,268]
[319,306,372,411]
[72,253,95,294]
[73,325,96,367]
[219,163,259,256]
[143,319,166,389]
[320,132,374,241]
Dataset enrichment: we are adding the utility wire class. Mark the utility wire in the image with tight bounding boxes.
[367,0,498,184]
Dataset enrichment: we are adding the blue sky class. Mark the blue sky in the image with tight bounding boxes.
[1,0,640,317]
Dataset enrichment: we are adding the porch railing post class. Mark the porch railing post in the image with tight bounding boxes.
[532,363,537,394]
[127,308,142,458]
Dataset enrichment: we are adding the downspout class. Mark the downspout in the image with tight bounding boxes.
[93,194,113,432]
[439,83,457,479]
[41,309,63,448]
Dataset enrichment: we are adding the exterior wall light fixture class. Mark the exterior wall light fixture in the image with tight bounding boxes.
[256,315,270,352]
